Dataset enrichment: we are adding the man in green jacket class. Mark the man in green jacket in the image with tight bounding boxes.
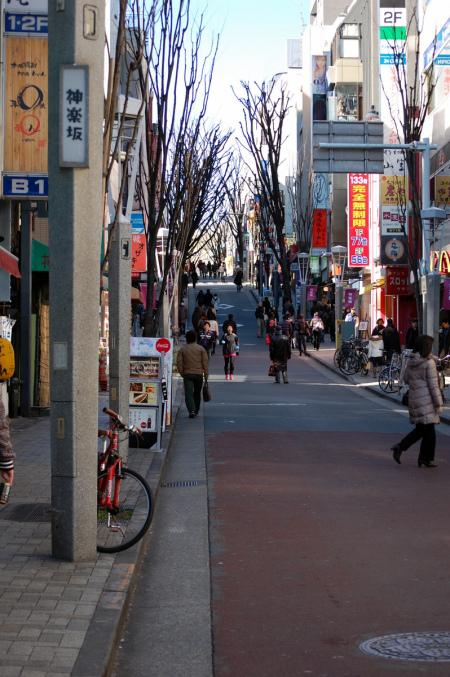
[176,330,209,418]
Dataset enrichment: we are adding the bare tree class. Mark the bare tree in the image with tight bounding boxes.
[130,0,219,336]
[221,154,247,270]
[235,78,292,301]
[381,9,437,331]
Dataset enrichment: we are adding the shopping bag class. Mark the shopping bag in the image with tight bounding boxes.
[268,363,275,377]
[202,380,211,402]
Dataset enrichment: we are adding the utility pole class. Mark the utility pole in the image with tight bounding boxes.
[48,2,105,560]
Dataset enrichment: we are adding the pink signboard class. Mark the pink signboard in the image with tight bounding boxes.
[348,173,370,267]
[443,278,450,310]
[307,285,318,301]
[344,288,358,307]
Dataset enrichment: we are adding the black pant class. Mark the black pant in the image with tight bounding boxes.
[183,374,203,415]
[313,330,322,350]
[297,334,307,354]
[224,356,235,375]
[398,423,436,462]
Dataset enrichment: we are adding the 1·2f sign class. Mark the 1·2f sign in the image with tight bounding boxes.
[60,66,89,167]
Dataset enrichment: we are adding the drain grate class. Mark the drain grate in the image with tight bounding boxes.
[0,503,52,523]
[360,632,450,662]
[160,480,206,488]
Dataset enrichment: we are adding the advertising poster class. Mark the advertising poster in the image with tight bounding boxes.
[347,173,370,267]
[128,407,158,432]
[381,205,407,236]
[132,234,147,274]
[3,37,48,173]
[130,337,173,425]
[129,381,158,406]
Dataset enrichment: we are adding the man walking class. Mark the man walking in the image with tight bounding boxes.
[269,326,291,383]
[176,330,208,418]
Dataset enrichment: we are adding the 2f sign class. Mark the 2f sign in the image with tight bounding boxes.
[381,9,406,26]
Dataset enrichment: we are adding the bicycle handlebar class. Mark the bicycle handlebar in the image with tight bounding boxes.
[102,407,142,436]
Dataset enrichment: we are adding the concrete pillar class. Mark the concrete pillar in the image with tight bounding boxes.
[48,2,105,561]
[109,215,131,460]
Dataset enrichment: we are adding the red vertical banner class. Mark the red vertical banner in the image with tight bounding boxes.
[348,173,370,267]
[132,234,147,274]
[443,278,450,311]
[311,209,328,248]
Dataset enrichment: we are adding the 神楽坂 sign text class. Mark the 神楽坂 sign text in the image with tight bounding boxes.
[348,173,370,267]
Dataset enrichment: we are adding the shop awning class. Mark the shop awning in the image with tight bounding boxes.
[0,246,21,278]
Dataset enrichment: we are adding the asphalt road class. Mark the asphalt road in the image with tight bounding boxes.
[114,281,450,677]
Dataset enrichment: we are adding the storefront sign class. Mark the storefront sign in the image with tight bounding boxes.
[60,65,88,167]
[348,173,370,267]
[132,234,147,274]
[431,249,450,274]
[435,175,450,205]
[381,206,407,235]
[344,288,358,307]
[3,36,48,172]
[380,175,408,206]
[5,0,47,12]
[380,235,408,265]
[386,265,410,295]
[2,173,47,197]
[307,285,318,301]
[443,277,450,310]
[4,13,48,33]
[311,209,328,248]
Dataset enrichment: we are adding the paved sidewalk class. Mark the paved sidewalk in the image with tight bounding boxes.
[0,389,181,677]
[305,337,450,424]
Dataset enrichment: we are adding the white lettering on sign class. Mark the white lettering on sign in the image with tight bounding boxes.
[60,66,88,167]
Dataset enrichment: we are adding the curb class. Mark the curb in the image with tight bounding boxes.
[72,379,183,677]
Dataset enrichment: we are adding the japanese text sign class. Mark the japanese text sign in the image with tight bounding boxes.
[348,173,370,267]
[307,285,318,301]
[60,65,88,167]
[311,209,328,248]
[344,288,358,307]
[132,234,147,274]
[385,265,410,295]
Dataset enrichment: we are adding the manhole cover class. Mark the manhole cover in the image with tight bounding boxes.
[360,632,450,662]
[0,503,51,523]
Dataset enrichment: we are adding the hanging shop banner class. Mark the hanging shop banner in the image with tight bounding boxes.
[347,173,370,267]
[381,205,407,236]
[344,288,358,307]
[306,285,318,301]
[386,265,410,295]
[132,234,147,274]
[3,36,48,173]
[380,235,408,265]
[380,175,408,206]
[311,209,328,248]
[435,175,450,205]
[443,277,450,310]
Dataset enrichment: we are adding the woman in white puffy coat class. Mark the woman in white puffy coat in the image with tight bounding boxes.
[391,335,443,467]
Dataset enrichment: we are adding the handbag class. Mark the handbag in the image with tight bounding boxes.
[268,363,275,377]
[265,334,271,345]
[401,389,409,406]
[202,380,211,402]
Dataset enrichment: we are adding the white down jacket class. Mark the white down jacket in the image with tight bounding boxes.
[404,353,443,425]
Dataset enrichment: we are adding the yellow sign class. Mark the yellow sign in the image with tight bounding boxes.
[3,37,48,173]
[380,175,408,206]
[435,175,450,205]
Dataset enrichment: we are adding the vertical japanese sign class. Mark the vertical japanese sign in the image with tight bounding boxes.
[3,36,48,172]
[60,66,88,167]
[347,173,370,267]
[311,209,328,249]
[132,234,147,274]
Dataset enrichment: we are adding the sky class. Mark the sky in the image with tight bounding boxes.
[189,0,307,133]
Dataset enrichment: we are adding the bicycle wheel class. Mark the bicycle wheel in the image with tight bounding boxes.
[333,349,341,369]
[339,353,359,375]
[379,367,401,393]
[359,352,369,376]
[97,467,153,553]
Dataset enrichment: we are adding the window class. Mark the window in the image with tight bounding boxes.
[339,23,360,59]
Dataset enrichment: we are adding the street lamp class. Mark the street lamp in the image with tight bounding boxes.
[331,245,347,346]
[297,251,310,316]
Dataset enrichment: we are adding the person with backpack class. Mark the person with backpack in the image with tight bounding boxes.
[221,325,239,380]
[310,312,325,351]
[269,326,292,383]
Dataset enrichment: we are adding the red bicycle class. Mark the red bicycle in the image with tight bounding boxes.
[97,407,153,553]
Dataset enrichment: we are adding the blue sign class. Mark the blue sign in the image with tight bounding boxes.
[131,212,145,233]
[4,13,48,34]
[380,53,406,65]
[2,175,48,197]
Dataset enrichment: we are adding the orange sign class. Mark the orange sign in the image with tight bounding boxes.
[132,234,147,274]
[380,175,408,206]
[311,209,327,248]
[3,37,48,172]
[435,176,450,205]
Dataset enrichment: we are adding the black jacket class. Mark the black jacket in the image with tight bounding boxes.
[269,335,291,363]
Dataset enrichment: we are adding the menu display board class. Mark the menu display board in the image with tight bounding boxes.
[129,407,158,432]
[130,357,159,379]
[129,381,158,406]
